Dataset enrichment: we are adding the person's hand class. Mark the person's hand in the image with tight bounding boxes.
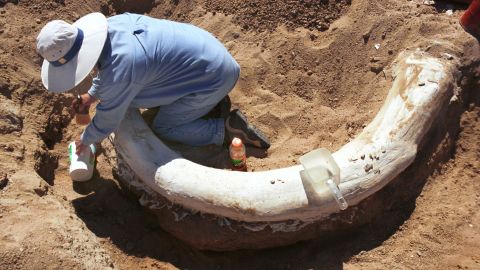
[71,93,96,114]
[75,139,88,155]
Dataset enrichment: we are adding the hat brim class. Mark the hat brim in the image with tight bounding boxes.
[41,12,108,93]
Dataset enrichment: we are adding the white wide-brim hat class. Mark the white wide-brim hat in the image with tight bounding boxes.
[39,13,108,93]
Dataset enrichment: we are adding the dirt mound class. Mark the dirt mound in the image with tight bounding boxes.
[204,0,351,31]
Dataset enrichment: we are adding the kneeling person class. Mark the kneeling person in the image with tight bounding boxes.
[36,12,270,154]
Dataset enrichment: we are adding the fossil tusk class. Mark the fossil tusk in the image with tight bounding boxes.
[112,51,455,224]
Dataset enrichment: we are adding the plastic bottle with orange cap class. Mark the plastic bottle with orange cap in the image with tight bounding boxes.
[229,137,247,171]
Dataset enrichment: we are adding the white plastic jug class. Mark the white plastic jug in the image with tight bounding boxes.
[68,142,96,182]
[299,148,348,210]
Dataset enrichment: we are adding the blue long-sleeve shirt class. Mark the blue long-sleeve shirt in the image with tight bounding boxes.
[81,13,239,145]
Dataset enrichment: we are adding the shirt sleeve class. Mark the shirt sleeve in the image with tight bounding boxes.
[80,82,139,145]
[87,79,100,100]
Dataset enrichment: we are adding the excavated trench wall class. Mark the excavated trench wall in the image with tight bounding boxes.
[0,0,478,254]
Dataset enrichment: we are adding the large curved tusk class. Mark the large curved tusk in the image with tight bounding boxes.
[113,51,456,223]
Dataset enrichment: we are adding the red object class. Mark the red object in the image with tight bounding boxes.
[461,0,480,39]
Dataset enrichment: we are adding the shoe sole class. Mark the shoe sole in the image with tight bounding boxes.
[226,110,270,149]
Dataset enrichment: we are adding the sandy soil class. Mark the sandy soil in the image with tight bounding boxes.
[0,0,479,269]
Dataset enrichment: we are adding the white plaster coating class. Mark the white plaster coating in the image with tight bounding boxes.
[113,51,456,223]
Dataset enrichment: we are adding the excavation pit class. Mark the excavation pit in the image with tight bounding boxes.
[0,0,479,268]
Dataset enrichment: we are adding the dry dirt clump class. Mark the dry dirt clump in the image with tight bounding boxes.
[204,0,351,31]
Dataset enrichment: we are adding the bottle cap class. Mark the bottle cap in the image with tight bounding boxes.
[231,137,243,147]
